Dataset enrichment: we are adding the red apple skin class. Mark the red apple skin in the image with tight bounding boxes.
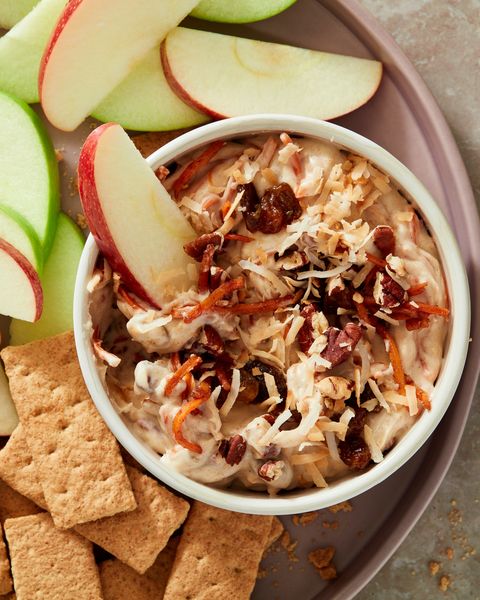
[161,40,383,122]
[39,0,84,104]
[160,42,226,120]
[77,122,162,309]
[0,238,43,322]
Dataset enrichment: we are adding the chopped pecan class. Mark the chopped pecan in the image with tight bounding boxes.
[318,376,352,401]
[218,434,247,466]
[258,460,283,482]
[373,272,407,308]
[338,436,371,469]
[321,323,362,367]
[298,304,317,353]
[324,282,354,311]
[198,243,216,293]
[373,225,395,257]
[183,232,222,261]
[240,182,302,234]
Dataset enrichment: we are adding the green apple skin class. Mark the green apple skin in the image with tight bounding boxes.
[0,204,43,272]
[9,213,85,345]
[92,47,209,132]
[0,363,18,435]
[0,0,39,29]
[0,0,66,103]
[0,91,59,257]
[191,0,297,23]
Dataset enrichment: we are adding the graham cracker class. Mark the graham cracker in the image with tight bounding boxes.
[0,524,13,595]
[0,427,188,573]
[76,465,189,573]
[163,502,273,600]
[100,537,179,600]
[4,513,102,600]
[267,516,284,548]
[0,332,136,529]
[0,426,46,508]
[0,480,42,524]
[131,129,190,158]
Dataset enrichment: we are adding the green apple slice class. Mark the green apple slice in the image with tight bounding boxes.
[0,205,43,272]
[0,0,66,103]
[9,213,84,345]
[92,47,209,132]
[0,91,59,255]
[0,363,18,435]
[0,0,39,29]
[191,0,297,23]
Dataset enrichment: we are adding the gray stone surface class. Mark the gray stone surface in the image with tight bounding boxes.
[356,1,480,598]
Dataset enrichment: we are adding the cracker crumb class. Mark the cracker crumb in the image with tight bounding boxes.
[439,575,451,592]
[280,531,299,563]
[429,561,441,576]
[328,501,352,514]
[445,547,454,560]
[322,520,339,530]
[55,148,64,162]
[76,213,88,230]
[292,512,319,526]
[256,568,267,580]
[308,546,337,581]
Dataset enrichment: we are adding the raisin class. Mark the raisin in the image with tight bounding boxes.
[347,407,368,436]
[298,304,316,353]
[324,284,354,311]
[338,436,371,470]
[238,360,287,404]
[373,225,395,257]
[237,368,260,404]
[240,182,301,234]
[218,435,246,466]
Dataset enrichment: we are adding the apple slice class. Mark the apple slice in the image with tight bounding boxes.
[0,363,18,436]
[39,0,201,131]
[0,91,59,254]
[0,238,42,321]
[0,0,66,103]
[92,46,209,132]
[191,0,297,23]
[0,0,39,29]
[162,28,383,120]
[0,205,43,272]
[78,123,196,308]
[10,213,84,345]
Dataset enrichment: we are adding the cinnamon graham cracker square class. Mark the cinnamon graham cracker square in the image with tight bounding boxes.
[0,524,13,595]
[0,332,136,529]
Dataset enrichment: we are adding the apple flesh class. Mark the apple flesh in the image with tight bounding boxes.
[0,0,66,103]
[0,205,43,272]
[0,0,39,29]
[0,91,59,255]
[10,213,84,345]
[39,0,202,131]
[78,123,197,308]
[92,46,209,132]
[0,237,43,321]
[191,0,297,23]
[0,364,18,436]
[162,28,383,121]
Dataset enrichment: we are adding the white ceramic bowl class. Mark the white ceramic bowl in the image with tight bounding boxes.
[74,115,470,515]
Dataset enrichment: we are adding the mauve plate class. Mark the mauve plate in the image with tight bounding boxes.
[2,0,478,598]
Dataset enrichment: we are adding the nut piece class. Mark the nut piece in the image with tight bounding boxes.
[373,272,407,308]
[183,232,222,261]
[321,323,362,367]
[258,460,284,482]
[373,225,395,256]
[218,435,247,466]
[318,376,352,401]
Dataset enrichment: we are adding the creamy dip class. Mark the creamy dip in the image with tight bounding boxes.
[89,133,449,494]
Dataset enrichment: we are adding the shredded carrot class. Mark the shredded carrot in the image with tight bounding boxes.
[416,386,432,411]
[170,352,181,371]
[173,141,225,198]
[383,331,405,394]
[172,382,211,454]
[224,233,254,243]
[202,196,219,210]
[117,286,145,311]
[405,317,430,331]
[366,252,387,268]
[182,278,245,323]
[214,294,297,315]
[165,354,202,397]
[416,302,450,318]
[408,282,428,296]
[221,200,232,220]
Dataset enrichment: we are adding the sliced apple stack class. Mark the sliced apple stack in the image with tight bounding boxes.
[162,28,382,120]
[78,123,196,308]
[39,0,201,131]
[0,0,39,29]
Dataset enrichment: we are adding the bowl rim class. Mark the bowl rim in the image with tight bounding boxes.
[74,114,470,515]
